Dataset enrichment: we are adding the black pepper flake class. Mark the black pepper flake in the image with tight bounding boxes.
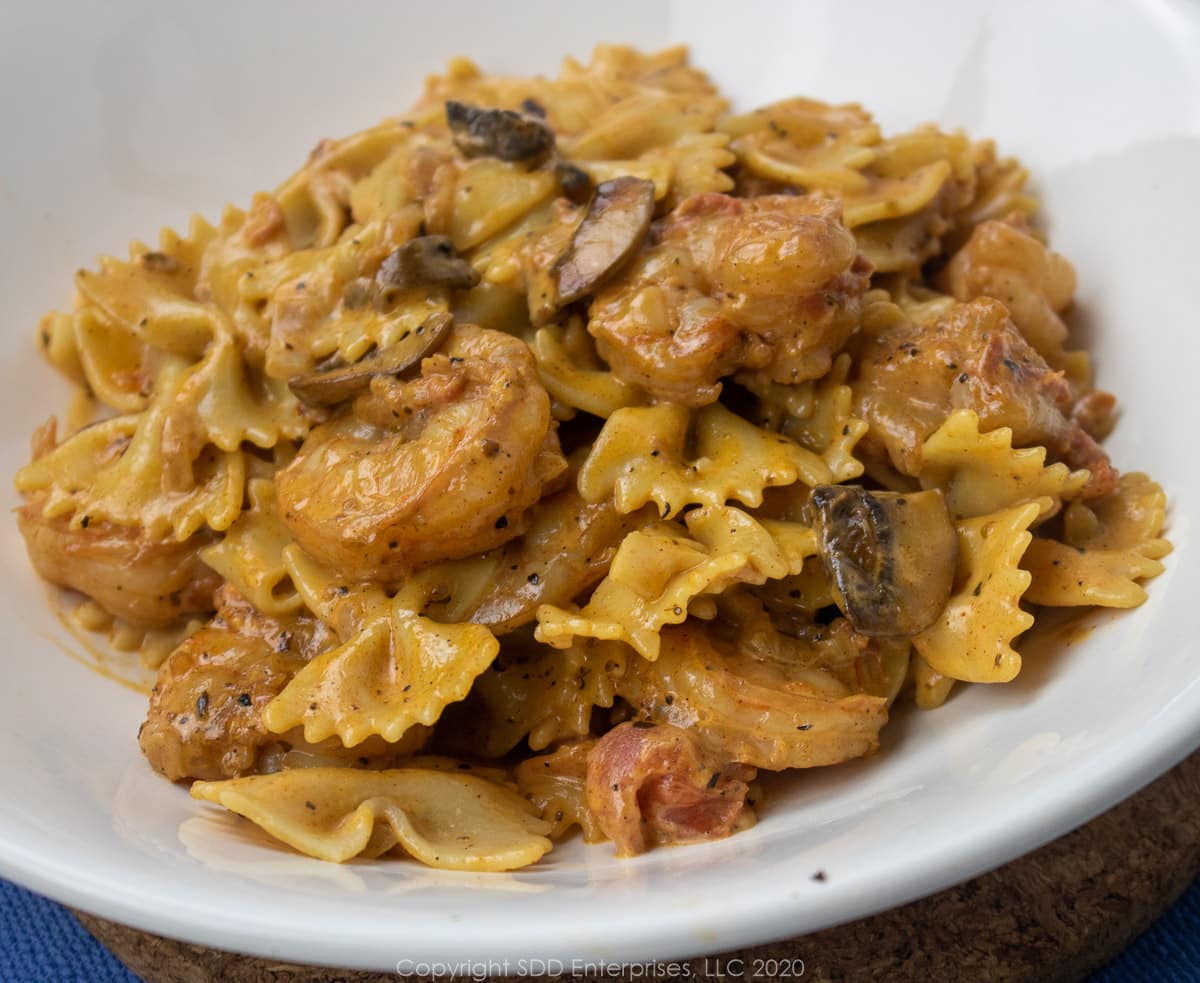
[527,573,540,585]
[664,693,674,705]
[403,684,412,693]
[611,783,619,791]
[797,723,812,731]
[80,515,91,529]
[449,356,464,364]
[237,693,252,707]
[650,450,660,457]
[661,502,672,518]
[494,516,508,529]
[305,801,316,810]
[335,585,349,596]
[812,870,827,882]
[388,540,398,549]
[972,583,983,596]
[1002,358,1020,373]
[706,772,721,789]
[958,373,969,384]
[196,692,209,718]
[842,425,850,436]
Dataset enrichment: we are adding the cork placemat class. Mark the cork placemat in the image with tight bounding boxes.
[75,751,1200,983]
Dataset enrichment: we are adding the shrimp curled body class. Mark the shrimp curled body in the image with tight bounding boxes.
[277,324,567,582]
[588,193,870,406]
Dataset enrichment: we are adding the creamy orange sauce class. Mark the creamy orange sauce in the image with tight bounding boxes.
[1021,605,1100,650]
[46,590,154,695]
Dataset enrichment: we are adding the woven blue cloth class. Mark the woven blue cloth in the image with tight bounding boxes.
[0,880,136,983]
[2,876,1199,981]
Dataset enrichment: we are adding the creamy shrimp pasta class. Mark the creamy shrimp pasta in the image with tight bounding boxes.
[15,46,1170,869]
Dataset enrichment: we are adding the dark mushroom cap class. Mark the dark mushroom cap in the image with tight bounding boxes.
[552,176,656,307]
[445,101,555,164]
[554,162,594,205]
[374,236,479,308]
[807,485,958,637]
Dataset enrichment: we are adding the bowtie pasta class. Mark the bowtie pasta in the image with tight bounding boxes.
[14,45,1169,868]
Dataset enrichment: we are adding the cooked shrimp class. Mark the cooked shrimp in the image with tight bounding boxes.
[276,323,567,582]
[138,586,334,781]
[852,298,1118,496]
[17,495,219,627]
[587,193,870,405]
[940,215,1077,366]
[139,627,304,782]
[209,583,337,660]
[619,624,889,772]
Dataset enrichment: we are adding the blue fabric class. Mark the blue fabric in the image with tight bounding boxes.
[2,875,1199,981]
[0,880,137,983]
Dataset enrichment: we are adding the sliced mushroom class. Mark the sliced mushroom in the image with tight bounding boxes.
[445,100,555,163]
[287,311,454,407]
[806,485,958,637]
[552,176,655,307]
[375,236,479,306]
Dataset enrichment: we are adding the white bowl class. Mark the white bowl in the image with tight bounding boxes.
[1,0,1197,971]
